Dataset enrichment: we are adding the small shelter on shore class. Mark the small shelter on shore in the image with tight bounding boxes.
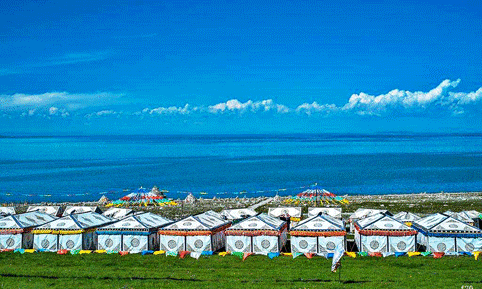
[354,213,417,253]
[412,213,482,253]
[62,206,102,216]
[0,207,15,217]
[27,206,62,217]
[0,212,56,250]
[102,208,134,220]
[392,211,421,225]
[96,212,172,253]
[220,208,257,222]
[290,214,346,254]
[158,211,231,252]
[225,213,288,254]
[32,212,112,251]
[308,207,342,219]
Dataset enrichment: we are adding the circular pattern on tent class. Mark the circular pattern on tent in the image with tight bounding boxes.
[261,240,271,249]
[248,222,257,227]
[5,237,15,247]
[168,240,177,249]
[183,222,192,227]
[397,241,407,251]
[384,223,393,228]
[57,222,66,227]
[282,210,289,215]
[41,239,50,249]
[131,238,140,247]
[194,240,204,249]
[105,238,114,248]
[66,240,75,249]
[437,243,447,252]
[0,222,5,226]
[326,241,336,251]
[313,223,323,228]
[235,240,244,250]
[449,224,459,229]
[122,223,131,227]
[370,240,379,250]
[465,243,475,252]
[299,240,309,249]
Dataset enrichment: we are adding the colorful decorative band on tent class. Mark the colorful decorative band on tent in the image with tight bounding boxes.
[0,229,24,235]
[158,224,231,236]
[96,230,151,236]
[412,227,482,238]
[31,228,97,234]
[354,224,417,236]
[224,230,283,236]
[289,230,346,237]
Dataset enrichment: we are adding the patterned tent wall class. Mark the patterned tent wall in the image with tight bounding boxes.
[33,231,96,251]
[0,233,34,250]
[291,236,345,254]
[354,231,416,253]
[225,228,288,254]
[159,230,226,253]
[98,233,159,253]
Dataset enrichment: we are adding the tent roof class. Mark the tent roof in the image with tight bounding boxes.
[459,210,481,220]
[291,214,345,231]
[413,213,482,234]
[443,210,475,223]
[37,212,112,230]
[102,208,134,219]
[349,208,390,220]
[98,212,172,231]
[0,207,15,216]
[392,211,421,222]
[0,211,57,229]
[27,206,61,216]
[267,207,302,218]
[308,207,342,218]
[63,206,102,216]
[220,208,257,220]
[356,213,414,231]
[227,213,286,231]
[162,211,230,231]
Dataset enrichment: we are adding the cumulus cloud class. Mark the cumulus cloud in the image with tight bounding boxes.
[296,102,338,115]
[149,104,191,115]
[208,99,290,114]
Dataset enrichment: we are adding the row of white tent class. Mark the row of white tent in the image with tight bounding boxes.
[1,206,481,254]
[0,206,128,218]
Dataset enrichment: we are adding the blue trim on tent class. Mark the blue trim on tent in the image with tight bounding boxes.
[413,226,482,238]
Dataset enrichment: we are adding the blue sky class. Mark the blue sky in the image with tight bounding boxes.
[1,0,482,134]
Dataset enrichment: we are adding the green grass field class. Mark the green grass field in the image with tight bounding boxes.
[0,252,481,289]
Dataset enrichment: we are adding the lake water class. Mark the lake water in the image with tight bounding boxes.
[1,134,482,203]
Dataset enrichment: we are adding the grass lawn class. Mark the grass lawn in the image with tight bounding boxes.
[0,252,481,289]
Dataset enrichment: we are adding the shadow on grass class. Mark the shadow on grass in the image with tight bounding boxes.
[0,273,204,282]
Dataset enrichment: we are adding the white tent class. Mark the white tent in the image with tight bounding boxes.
[0,207,15,217]
[290,214,346,254]
[102,208,134,220]
[268,207,302,218]
[96,212,172,253]
[444,211,476,226]
[348,208,391,232]
[32,212,112,251]
[27,206,61,217]
[354,213,417,253]
[0,212,56,250]
[158,211,231,252]
[392,212,421,224]
[220,208,257,221]
[412,213,482,253]
[308,207,342,219]
[225,213,287,254]
[62,206,102,216]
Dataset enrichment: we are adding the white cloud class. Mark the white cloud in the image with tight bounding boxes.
[0,91,123,111]
[208,99,290,114]
[296,102,338,115]
[149,104,191,115]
